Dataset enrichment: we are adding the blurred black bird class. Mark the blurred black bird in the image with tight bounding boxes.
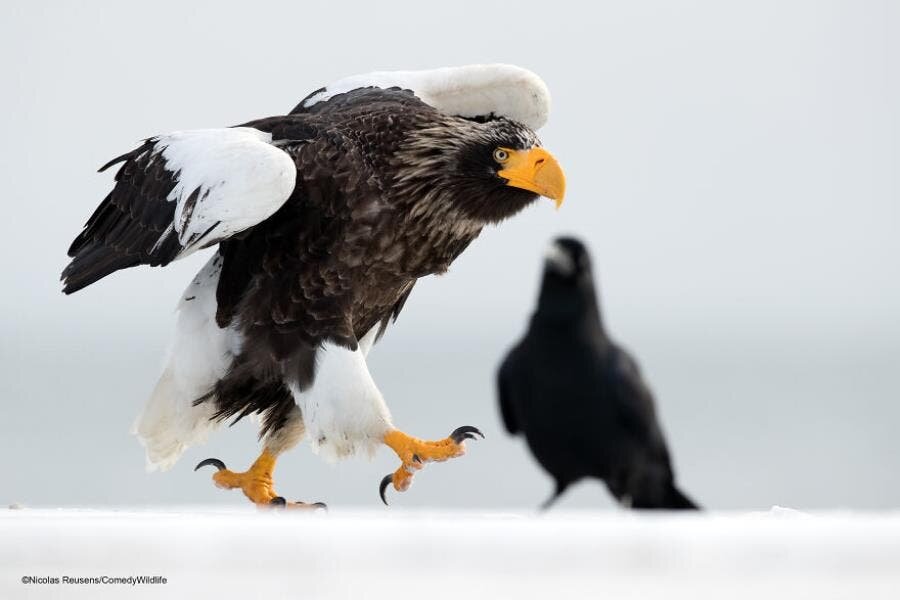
[497,237,699,510]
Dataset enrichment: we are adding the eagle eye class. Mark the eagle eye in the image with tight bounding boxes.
[492,148,509,163]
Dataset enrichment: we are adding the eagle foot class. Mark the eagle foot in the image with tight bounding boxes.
[379,426,484,505]
[194,451,325,509]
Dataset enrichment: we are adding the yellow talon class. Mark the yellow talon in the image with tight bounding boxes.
[195,451,325,510]
[384,430,467,465]
[209,450,277,504]
[380,426,483,504]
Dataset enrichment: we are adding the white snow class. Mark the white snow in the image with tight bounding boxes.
[3,507,900,599]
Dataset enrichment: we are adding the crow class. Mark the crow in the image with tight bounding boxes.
[497,237,700,510]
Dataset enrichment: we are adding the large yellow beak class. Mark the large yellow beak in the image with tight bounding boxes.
[498,147,566,208]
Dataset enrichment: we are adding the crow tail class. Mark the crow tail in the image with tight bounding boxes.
[664,483,701,510]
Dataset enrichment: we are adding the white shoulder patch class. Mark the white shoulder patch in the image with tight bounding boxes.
[152,127,297,254]
[303,64,551,130]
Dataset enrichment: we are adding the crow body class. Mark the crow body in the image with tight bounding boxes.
[498,237,699,510]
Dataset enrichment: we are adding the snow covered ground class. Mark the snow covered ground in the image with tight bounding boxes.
[3,507,900,599]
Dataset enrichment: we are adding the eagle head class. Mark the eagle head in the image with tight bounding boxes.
[393,117,566,226]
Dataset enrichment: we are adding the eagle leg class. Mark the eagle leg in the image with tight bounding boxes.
[194,450,325,510]
[379,426,484,504]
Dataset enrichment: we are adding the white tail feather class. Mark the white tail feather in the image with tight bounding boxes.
[131,255,241,471]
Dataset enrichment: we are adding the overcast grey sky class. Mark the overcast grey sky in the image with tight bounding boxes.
[1,0,897,511]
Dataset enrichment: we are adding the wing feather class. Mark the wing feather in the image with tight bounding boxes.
[292,64,551,130]
[610,347,671,462]
[497,348,522,435]
[62,128,297,294]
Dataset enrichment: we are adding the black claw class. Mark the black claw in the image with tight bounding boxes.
[379,474,394,506]
[450,425,484,444]
[312,502,328,511]
[412,454,421,464]
[194,458,226,472]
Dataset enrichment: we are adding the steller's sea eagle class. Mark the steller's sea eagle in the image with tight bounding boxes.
[62,64,566,507]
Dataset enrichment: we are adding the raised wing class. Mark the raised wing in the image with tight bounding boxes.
[292,64,551,131]
[62,128,297,294]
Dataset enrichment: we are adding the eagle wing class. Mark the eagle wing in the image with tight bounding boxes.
[62,127,299,294]
[292,64,551,130]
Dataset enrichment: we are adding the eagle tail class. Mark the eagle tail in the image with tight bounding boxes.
[132,256,233,470]
[132,367,219,471]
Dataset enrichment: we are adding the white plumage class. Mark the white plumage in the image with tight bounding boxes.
[151,128,297,256]
[132,256,242,471]
[303,64,551,131]
[290,327,392,462]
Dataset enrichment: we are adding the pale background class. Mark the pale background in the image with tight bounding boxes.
[1,0,897,511]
